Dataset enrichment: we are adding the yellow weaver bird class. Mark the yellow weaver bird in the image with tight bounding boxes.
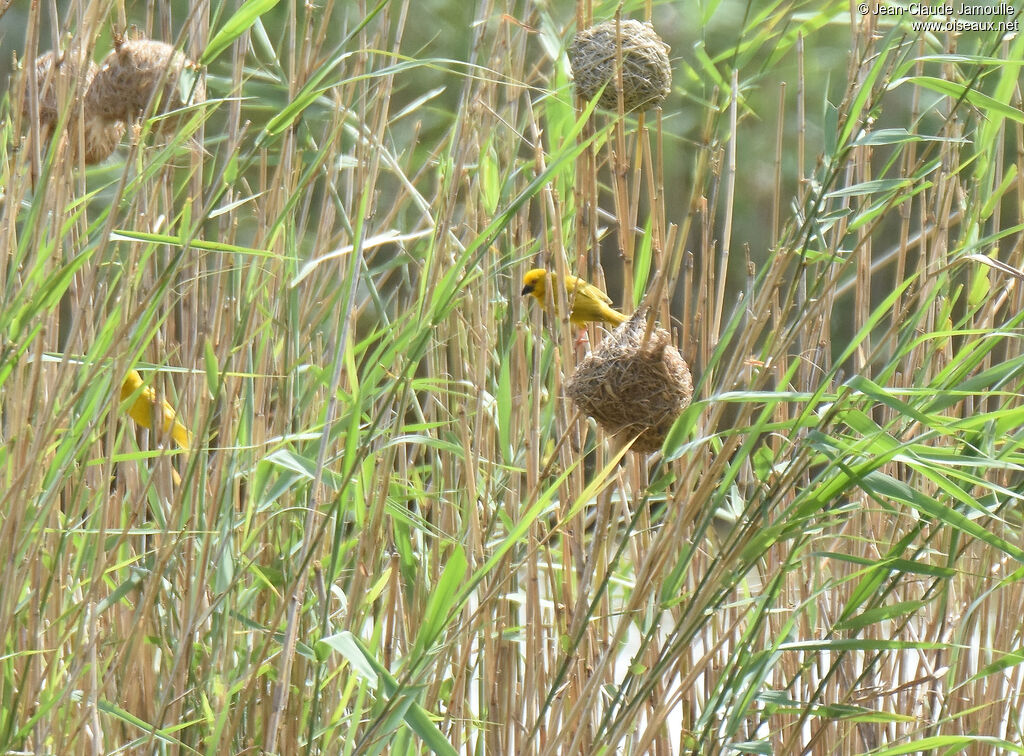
[521,268,628,328]
[120,370,192,450]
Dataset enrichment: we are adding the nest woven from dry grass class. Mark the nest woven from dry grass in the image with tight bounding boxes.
[91,36,206,129]
[566,310,692,452]
[23,52,86,129]
[21,34,204,165]
[568,19,671,113]
[23,51,126,165]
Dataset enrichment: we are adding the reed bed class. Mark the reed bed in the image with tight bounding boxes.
[2,0,1024,753]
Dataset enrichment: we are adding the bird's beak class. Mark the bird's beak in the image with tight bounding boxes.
[521,284,533,295]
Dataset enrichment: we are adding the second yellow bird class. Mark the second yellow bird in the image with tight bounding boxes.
[120,369,192,450]
[521,268,627,328]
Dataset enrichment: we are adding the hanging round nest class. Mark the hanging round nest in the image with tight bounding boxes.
[23,51,90,130]
[90,35,205,130]
[568,19,671,113]
[23,51,125,164]
[566,310,692,452]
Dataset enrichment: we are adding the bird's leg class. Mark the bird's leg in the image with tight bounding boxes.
[575,326,591,353]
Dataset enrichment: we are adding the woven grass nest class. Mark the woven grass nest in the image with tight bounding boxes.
[23,51,90,131]
[568,19,671,113]
[91,35,206,130]
[566,310,692,453]
[23,51,125,165]
[21,35,204,165]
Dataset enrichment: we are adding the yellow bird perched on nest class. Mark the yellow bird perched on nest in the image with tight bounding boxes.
[521,268,628,328]
[120,370,192,450]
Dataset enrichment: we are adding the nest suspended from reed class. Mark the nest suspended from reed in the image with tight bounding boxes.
[568,19,671,113]
[566,310,692,452]
[91,36,206,130]
[23,51,125,165]
[23,51,85,130]
[22,33,204,165]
